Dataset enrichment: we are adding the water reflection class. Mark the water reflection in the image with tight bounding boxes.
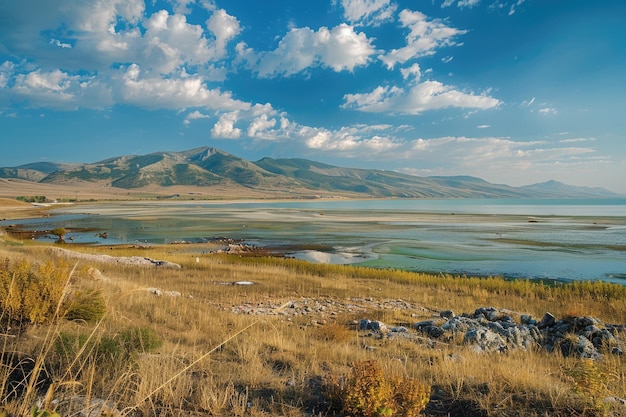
[2,199,625,283]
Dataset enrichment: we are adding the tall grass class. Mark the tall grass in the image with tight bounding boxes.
[1,243,626,416]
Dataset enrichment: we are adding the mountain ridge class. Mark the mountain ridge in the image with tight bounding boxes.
[0,147,621,199]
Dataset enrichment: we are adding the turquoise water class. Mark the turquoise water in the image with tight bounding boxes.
[3,198,625,283]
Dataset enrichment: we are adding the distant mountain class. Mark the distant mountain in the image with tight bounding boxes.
[0,161,79,182]
[520,180,621,198]
[0,147,620,199]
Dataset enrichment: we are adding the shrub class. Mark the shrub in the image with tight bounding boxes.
[325,361,430,417]
[63,289,106,322]
[0,259,69,332]
[0,259,107,333]
[120,326,163,352]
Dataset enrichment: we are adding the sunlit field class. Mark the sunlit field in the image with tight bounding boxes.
[2,226,626,416]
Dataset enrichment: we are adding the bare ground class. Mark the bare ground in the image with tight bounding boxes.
[0,178,349,202]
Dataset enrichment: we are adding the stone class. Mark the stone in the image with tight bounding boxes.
[559,335,600,359]
[440,310,455,319]
[538,312,556,328]
[464,328,506,352]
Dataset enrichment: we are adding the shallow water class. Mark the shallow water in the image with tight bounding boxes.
[2,198,625,283]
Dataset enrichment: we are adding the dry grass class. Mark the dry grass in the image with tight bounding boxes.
[1,240,626,416]
[0,178,351,203]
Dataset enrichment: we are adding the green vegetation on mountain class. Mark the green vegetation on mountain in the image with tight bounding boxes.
[0,147,620,198]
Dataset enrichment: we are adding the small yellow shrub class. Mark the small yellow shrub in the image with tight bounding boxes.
[0,259,69,329]
[563,359,610,399]
[325,360,430,417]
[389,376,431,417]
[0,258,104,331]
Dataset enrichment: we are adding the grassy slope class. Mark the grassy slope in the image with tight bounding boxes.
[1,236,626,416]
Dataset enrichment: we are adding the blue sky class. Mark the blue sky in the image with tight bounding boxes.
[1,0,625,193]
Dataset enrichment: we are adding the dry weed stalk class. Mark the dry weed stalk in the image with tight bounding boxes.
[120,300,292,416]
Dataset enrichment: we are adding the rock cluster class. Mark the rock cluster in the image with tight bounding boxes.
[227,298,624,359]
[406,307,623,358]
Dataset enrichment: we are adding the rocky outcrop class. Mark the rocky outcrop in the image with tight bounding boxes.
[408,307,623,358]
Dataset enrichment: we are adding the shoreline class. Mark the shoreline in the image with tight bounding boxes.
[2,198,625,284]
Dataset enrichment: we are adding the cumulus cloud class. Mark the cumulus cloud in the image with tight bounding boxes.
[9,68,113,109]
[140,10,217,73]
[1,1,241,76]
[400,63,422,80]
[343,80,500,114]
[115,64,250,111]
[206,9,241,58]
[183,110,210,126]
[340,0,397,26]
[211,111,242,138]
[238,23,375,77]
[304,125,400,152]
[247,113,277,138]
[379,10,467,69]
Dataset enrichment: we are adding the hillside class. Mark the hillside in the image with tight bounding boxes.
[0,147,620,199]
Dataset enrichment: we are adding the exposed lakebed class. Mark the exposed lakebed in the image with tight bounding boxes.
[2,198,625,283]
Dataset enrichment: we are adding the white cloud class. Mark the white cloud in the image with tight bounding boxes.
[489,0,526,16]
[559,137,595,144]
[248,113,277,138]
[50,39,72,49]
[508,0,526,15]
[379,10,467,69]
[0,61,15,89]
[171,0,197,15]
[539,107,557,115]
[238,24,375,77]
[10,68,113,109]
[400,63,422,80]
[1,1,239,77]
[206,9,241,58]
[441,0,481,8]
[141,10,215,74]
[211,111,242,138]
[477,124,490,129]
[115,64,250,111]
[183,110,210,126]
[340,0,397,26]
[343,80,500,114]
[395,135,607,186]
[296,124,401,153]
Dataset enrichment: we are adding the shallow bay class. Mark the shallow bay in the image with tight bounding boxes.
[3,198,625,283]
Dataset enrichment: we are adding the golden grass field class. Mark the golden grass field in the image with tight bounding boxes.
[1,198,626,416]
[0,178,349,203]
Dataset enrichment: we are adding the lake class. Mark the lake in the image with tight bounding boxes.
[2,198,625,284]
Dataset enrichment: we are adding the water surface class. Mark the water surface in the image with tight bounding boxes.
[2,198,625,283]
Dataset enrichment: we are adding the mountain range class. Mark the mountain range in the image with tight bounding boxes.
[0,147,620,199]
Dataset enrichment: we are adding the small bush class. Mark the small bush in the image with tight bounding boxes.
[0,260,69,332]
[325,361,430,417]
[63,289,106,322]
[120,326,163,352]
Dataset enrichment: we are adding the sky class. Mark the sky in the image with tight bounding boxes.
[1,0,625,193]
